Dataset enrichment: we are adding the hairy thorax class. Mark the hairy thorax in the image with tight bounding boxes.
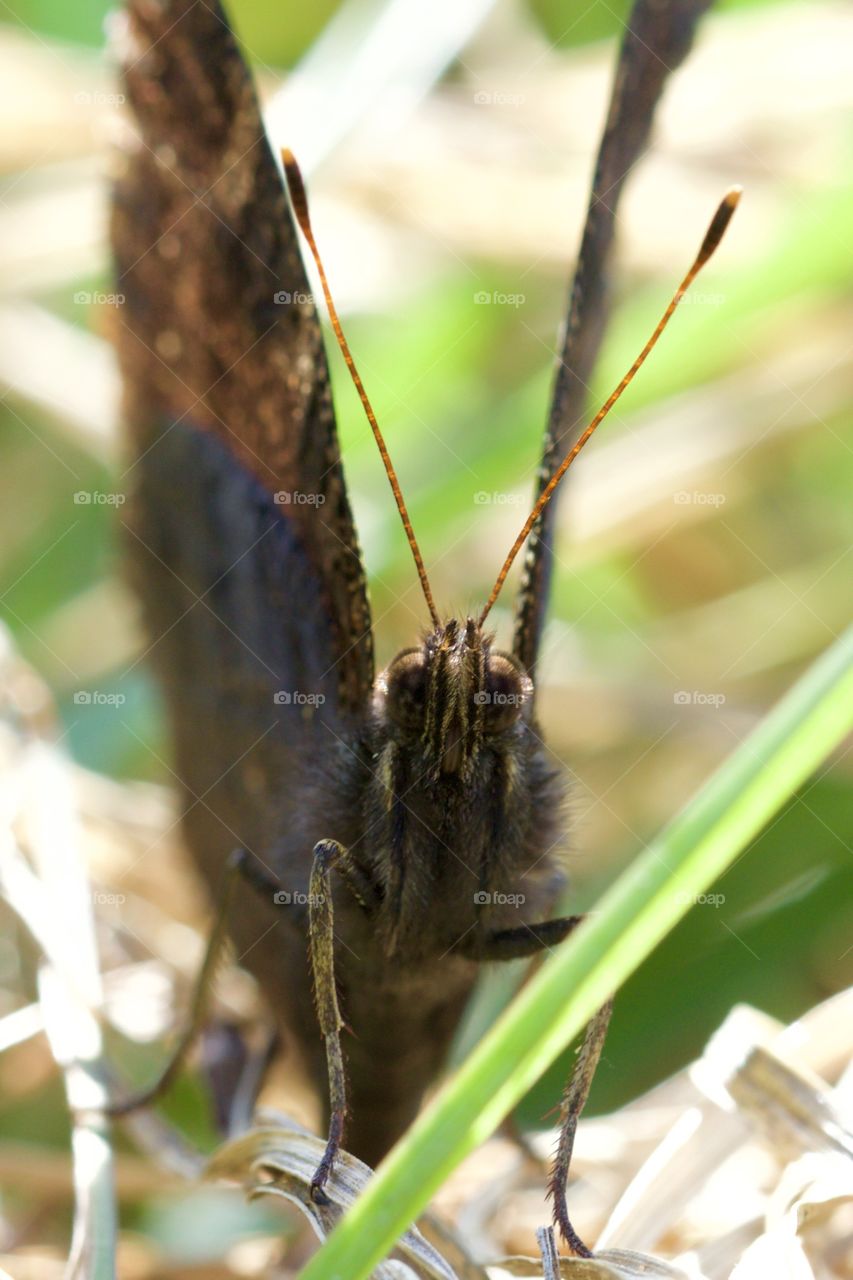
[345,618,568,963]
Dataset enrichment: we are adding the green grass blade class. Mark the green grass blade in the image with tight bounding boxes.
[301,626,853,1280]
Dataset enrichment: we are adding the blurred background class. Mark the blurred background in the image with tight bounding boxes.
[0,0,851,1272]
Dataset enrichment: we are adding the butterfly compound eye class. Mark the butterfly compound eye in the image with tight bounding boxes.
[383,650,429,731]
[479,654,530,734]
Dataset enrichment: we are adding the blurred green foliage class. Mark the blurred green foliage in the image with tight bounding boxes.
[9,0,774,56]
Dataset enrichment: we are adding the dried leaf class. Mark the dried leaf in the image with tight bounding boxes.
[207,1113,480,1280]
[492,1245,699,1278]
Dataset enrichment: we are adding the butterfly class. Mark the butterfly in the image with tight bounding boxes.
[111,0,732,1253]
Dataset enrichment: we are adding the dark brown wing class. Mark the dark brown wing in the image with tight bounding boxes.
[112,3,377,1063]
[114,0,372,728]
[513,0,714,679]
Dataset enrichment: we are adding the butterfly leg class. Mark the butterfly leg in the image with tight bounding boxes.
[470,915,613,1257]
[473,915,585,959]
[549,998,612,1256]
[233,839,371,1203]
[239,845,380,916]
[101,836,368,1186]
[305,837,356,1204]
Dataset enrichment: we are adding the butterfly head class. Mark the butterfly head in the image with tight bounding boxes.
[375,617,533,781]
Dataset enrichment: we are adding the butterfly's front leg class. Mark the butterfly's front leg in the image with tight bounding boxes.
[459,915,613,1258]
[470,914,585,960]
[241,839,378,1201]
[306,837,373,1203]
[548,998,612,1257]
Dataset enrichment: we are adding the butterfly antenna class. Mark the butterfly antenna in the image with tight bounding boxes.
[282,149,441,630]
[479,186,742,626]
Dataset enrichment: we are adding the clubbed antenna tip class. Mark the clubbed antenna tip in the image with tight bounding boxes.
[479,186,743,626]
[282,148,441,631]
